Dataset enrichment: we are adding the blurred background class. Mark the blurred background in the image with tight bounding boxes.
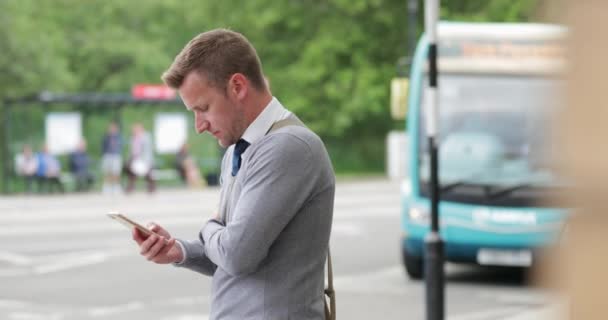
[0,0,582,320]
[0,0,563,190]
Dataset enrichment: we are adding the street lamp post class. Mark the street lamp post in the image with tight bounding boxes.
[423,0,444,320]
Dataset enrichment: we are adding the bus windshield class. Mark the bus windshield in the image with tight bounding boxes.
[418,74,564,205]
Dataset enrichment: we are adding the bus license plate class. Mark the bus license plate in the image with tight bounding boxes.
[477,249,532,267]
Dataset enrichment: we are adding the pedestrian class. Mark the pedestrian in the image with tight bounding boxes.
[131,29,335,319]
[69,138,94,192]
[35,145,63,193]
[14,144,38,193]
[101,122,123,194]
[174,143,203,188]
[174,143,189,184]
[125,123,155,193]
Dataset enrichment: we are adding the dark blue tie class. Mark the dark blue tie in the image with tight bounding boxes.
[231,139,250,176]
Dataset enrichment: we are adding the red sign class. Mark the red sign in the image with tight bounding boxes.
[131,84,176,100]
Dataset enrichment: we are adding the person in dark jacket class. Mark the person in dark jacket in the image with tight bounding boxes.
[101,122,123,194]
[69,139,94,192]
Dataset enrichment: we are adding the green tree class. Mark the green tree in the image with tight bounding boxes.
[0,0,550,189]
[442,0,540,22]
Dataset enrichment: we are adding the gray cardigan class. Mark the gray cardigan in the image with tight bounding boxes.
[176,121,335,320]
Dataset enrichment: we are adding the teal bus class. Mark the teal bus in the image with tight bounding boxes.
[401,22,567,279]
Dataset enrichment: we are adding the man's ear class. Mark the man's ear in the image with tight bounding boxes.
[228,73,248,100]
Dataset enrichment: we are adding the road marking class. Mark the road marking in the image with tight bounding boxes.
[0,206,399,237]
[168,296,207,306]
[0,252,32,266]
[0,199,400,222]
[34,252,109,275]
[8,311,64,320]
[333,266,413,295]
[486,291,550,306]
[0,185,398,223]
[34,250,131,275]
[87,301,144,317]
[162,315,209,320]
[447,306,527,320]
[332,223,362,236]
[0,217,206,237]
[0,220,365,278]
[334,265,403,281]
[498,305,566,320]
[0,249,133,278]
[0,299,29,309]
[0,268,28,277]
[0,297,212,320]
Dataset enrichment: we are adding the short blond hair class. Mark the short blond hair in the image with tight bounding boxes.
[161,29,266,92]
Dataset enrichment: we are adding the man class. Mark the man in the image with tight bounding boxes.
[101,122,123,194]
[125,123,155,193]
[69,138,94,192]
[132,29,335,320]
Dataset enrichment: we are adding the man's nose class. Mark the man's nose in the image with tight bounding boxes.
[196,119,209,133]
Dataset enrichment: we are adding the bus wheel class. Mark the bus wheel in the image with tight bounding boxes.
[402,247,424,280]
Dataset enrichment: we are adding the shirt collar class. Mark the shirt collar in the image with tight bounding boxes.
[240,97,290,145]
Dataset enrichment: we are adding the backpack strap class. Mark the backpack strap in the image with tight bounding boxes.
[324,247,336,320]
[266,116,306,134]
[268,116,336,320]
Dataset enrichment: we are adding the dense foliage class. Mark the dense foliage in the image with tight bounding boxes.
[0,0,547,188]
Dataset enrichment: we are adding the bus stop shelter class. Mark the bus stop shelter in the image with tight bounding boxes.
[0,90,203,194]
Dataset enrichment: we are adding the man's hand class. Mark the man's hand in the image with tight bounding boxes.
[132,223,183,264]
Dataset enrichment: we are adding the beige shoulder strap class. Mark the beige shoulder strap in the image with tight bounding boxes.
[324,247,336,320]
[268,117,336,320]
[267,116,306,133]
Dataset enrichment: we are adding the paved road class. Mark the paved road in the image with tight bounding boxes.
[0,179,551,319]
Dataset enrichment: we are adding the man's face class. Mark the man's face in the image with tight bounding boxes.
[179,72,246,148]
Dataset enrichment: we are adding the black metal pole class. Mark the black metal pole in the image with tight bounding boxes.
[424,0,444,319]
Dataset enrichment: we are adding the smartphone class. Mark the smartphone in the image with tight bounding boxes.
[107,212,156,238]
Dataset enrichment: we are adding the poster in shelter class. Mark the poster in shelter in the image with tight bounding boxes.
[154,113,187,154]
[45,112,82,155]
